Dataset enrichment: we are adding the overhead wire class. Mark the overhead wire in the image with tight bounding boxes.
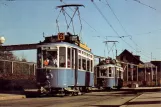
[128,28,161,36]
[61,0,111,57]
[100,0,151,60]
[61,0,102,36]
[92,1,138,52]
[130,0,161,14]
[104,0,138,47]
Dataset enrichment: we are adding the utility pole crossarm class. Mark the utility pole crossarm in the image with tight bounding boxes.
[103,40,118,43]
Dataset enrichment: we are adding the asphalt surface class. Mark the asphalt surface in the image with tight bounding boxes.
[0,91,140,107]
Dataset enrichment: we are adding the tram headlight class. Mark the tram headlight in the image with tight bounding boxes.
[46,75,50,79]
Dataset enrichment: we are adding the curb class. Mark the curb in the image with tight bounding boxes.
[120,93,143,107]
[0,95,26,101]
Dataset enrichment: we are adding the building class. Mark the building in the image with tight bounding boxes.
[151,61,161,85]
[117,49,157,87]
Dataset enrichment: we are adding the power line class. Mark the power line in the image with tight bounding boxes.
[128,28,161,36]
[102,0,153,60]
[104,0,138,47]
[92,0,151,61]
[130,0,161,14]
[92,1,136,51]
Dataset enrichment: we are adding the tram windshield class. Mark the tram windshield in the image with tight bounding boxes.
[37,46,68,68]
[43,50,58,67]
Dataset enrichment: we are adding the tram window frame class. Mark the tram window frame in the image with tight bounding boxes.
[67,47,71,68]
[87,58,90,71]
[78,55,82,70]
[108,67,112,77]
[59,47,66,68]
[42,47,58,68]
[82,56,86,70]
[91,60,93,72]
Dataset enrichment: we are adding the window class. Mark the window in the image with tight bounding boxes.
[72,48,75,69]
[82,57,86,70]
[108,67,112,77]
[91,60,93,72]
[67,48,71,68]
[101,69,107,76]
[42,47,58,68]
[87,59,90,71]
[59,47,66,67]
[79,55,82,69]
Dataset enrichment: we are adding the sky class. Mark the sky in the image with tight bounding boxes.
[0,0,161,63]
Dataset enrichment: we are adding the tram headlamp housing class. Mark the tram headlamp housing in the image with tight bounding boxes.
[46,75,50,79]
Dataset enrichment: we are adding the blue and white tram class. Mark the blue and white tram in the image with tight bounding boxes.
[36,33,94,95]
[95,58,123,90]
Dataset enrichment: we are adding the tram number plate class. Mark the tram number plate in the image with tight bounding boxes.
[58,33,65,40]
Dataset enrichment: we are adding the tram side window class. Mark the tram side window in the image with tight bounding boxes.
[43,49,57,67]
[87,59,90,71]
[91,60,93,72]
[59,47,66,67]
[109,67,112,77]
[82,57,86,70]
[78,55,82,69]
[67,48,71,68]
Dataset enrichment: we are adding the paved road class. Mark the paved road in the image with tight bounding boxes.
[122,92,161,107]
[0,91,140,107]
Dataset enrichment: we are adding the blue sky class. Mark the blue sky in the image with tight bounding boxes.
[1,0,161,62]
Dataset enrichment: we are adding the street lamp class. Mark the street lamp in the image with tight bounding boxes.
[0,36,5,59]
[0,36,5,45]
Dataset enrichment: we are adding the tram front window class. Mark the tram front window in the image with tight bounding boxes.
[101,69,107,76]
[42,48,58,67]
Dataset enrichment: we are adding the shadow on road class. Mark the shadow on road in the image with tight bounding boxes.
[90,105,120,107]
[126,100,161,105]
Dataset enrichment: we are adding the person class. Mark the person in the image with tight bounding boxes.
[49,56,57,67]
[53,56,57,67]
[43,58,49,66]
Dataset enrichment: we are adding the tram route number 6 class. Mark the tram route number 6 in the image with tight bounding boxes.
[58,33,65,41]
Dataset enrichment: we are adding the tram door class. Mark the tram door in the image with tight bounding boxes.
[72,48,78,88]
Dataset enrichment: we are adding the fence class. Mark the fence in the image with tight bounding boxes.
[0,59,37,90]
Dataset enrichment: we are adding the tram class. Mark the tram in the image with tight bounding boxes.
[36,32,94,95]
[95,58,124,90]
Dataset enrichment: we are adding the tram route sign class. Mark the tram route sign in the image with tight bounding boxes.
[58,33,65,41]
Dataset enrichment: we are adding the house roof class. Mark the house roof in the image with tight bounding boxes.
[118,49,143,64]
